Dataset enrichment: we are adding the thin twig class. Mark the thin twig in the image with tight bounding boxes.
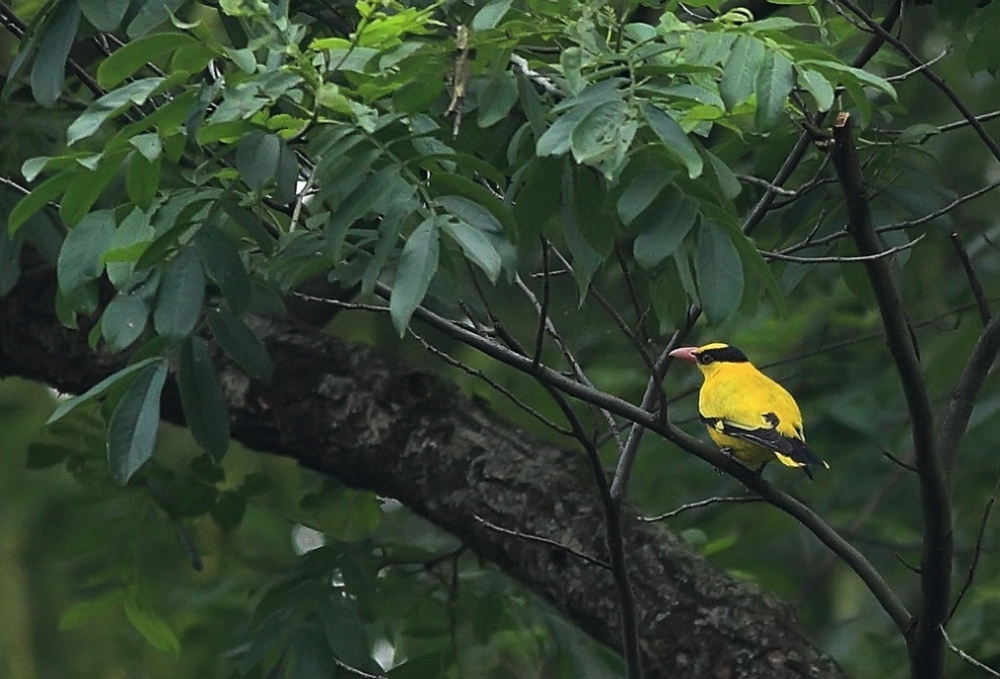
[949,232,991,326]
[886,47,951,82]
[333,658,388,679]
[532,238,550,368]
[641,496,762,522]
[947,497,994,622]
[473,515,611,570]
[762,235,924,264]
[882,449,919,474]
[942,626,1000,678]
[411,330,573,437]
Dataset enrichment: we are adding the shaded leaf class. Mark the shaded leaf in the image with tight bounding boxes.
[639,102,703,178]
[107,360,168,485]
[442,219,502,282]
[57,209,116,297]
[720,36,765,109]
[390,218,439,336]
[178,336,230,462]
[633,193,699,269]
[47,358,162,424]
[30,0,81,107]
[154,247,205,343]
[79,0,131,32]
[755,50,794,130]
[696,223,744,324]
[206,307,273,380]
[192,226,252,313]
[101,293,150,351]
[67,78,165,145]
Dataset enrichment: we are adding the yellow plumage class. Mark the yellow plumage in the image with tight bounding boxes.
[670,342,828,478]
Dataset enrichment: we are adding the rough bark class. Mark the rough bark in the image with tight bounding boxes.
[0,261,848,679]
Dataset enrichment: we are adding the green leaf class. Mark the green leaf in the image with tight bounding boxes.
[127,0,185,38]
[326,168,412,258]
[436,195,503,235]
[798,68,835,112]
[192,226,252,313]
[47,358,163,424]
[129,133,163,162]
[79,0,131,31]
[639,102,703,179]
[105,208,155,289]
[797,59,896,100]
[477,73,519,128]
[536,81,622,157]
[30,0,81,107]
[126,151,160,211]
[570,98,629,163]
[471,0,512,29]
[107,360,169,485]
[755,50,794,130]
[235,131,298,204]
[969,6,1000,73]
[58,590,126,630]
[696,222,744,325]
[8,171,73,234]
[390,218,439,336]
[512,156,561,243]
[123,585,181,654]
[178,336,230,462]
[632,193,699,269]
[101,293,150,351]
[153,247,205,343]
[59,153,123,226]
[617,166,675,225]
[206,307,272,379]
[720,36,765,110]
[442,219,502,282]
[57,210,116,297]
[67,77,165,145]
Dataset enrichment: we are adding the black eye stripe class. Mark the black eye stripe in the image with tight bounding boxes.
[698,346,749,363]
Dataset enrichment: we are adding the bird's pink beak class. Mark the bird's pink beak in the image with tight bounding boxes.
[669,347,698,363]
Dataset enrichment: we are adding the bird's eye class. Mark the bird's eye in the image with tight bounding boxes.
[699,354,714,365]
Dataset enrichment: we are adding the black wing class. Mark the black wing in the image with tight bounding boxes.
[701,414,826,472]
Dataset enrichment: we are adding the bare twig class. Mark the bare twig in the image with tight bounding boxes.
[947,497,994,622]
[942,626,1000,678]
[761,235,924,264]
[532,238,551,368]
[949,232,991,326]
[473,515,611,570]
[641,495,762,522]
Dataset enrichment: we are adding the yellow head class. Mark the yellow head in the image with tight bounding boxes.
[668,343,750,378]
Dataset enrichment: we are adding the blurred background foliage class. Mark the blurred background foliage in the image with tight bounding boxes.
[2,0,1000,676]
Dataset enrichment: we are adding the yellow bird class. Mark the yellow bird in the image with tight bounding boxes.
[669,342,828,479]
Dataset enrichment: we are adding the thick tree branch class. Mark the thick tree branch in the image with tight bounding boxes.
[0,261,849,679]
[830,112,951,679]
